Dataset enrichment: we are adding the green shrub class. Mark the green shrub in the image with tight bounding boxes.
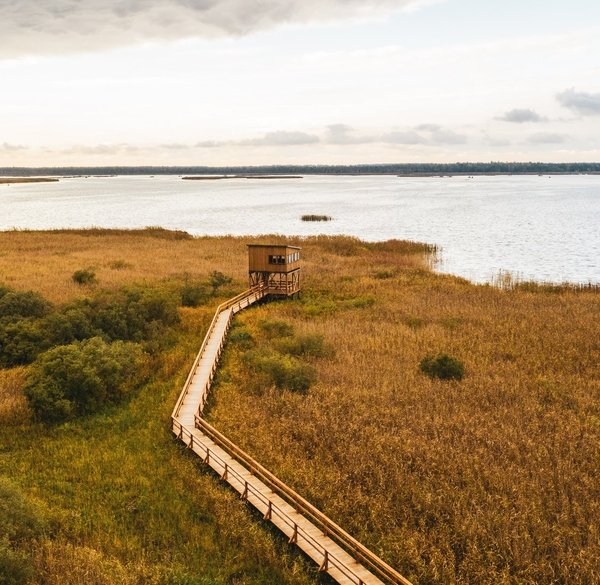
[86,288,180,342]
[180,282,209,307]
[43,307,97,345]
[346,295,376,309]
[0,478,46,585]
[258,319,294,338]
[274,334,330,357]
[0,541,33,585]
[0,477,47,543]
[243,350,315,393]
[0,291,52,321]
[419,353,465,381]
[0,320,47,367]
[72,269,97,286]
[208,271,232,294]
[228,325,254,349]
[24,337,144,423]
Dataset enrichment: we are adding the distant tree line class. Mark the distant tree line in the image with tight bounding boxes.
[2,162,600,177]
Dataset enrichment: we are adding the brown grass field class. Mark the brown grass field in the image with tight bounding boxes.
[0,228,599,584]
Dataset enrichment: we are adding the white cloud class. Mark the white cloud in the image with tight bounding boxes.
[325,124,375,145]
[557,88,600,116]
[527,132,567,144]
[0,142,28,152]
[381,130,427,144]
[0,0,417,58]
[241,131,320,146]
[497,108,546,123]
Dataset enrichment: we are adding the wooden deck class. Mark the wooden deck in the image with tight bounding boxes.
[172,287,413,585]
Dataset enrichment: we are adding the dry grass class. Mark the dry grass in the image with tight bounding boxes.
[0,178,59,184]
[1,229,597,584]
[0,367,29,424]
[208,242,600,584]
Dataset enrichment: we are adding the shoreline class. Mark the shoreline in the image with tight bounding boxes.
[0,177,59,184]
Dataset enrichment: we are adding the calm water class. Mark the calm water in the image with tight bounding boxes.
[1,174,599,284]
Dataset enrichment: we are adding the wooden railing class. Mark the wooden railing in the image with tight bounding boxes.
[171,285,265,420]
[172,286,413,585]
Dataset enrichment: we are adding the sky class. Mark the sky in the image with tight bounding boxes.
[1,0,599,166]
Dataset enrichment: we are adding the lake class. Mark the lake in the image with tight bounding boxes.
[1,174,598,284]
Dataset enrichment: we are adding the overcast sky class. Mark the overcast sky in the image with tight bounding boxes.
[1,0,599,166]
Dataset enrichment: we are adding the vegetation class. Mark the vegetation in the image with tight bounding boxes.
[300,215,332,222]
[25,337,144,423]
[419,353,465,381]
[0,229,598,585]
[3,162,600,177]
[72,268,97,286]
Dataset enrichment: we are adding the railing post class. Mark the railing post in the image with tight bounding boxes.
[222,463,228,481]
[289,523,298,545]
[242,480,248,501]
[319,550,329,572]
[204,449,210,465]
[188,434,194,449]
[264,500,272,521]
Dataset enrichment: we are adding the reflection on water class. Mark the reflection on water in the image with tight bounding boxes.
[1,174,598,284]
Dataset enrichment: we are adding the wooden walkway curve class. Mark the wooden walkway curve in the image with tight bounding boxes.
[172,287,413,585]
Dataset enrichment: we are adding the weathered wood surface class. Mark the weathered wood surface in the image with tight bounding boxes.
[172,286,412,585]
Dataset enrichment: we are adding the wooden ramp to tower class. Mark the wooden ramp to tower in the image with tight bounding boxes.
[247,243,301,297]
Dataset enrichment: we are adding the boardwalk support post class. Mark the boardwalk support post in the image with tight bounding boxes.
[289,523,298,545]
[264,500,272,521]
[319,550,329,572]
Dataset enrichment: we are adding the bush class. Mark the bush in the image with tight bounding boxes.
[72,269,97,286]
[0,541,33,585]
[419,353,465,381]
[258,319,294,338]
[0,477,47,544]
[0,291,52,321]
[180,282,209,307]
[43,307,97,346]
[86,288,180,342]
[0,320,47,367]
[208,271,232,294]
[24,337,144,423]
[243,350,316,393]
[228,325,254,349]
[274,334,330,358]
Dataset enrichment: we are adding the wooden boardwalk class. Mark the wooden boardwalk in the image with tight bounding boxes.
[172,287,413,585]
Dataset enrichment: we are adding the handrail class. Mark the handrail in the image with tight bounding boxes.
[194,416,411,585]
[172,285,264,419]
[173,420,377,585]
[172,285,413,585]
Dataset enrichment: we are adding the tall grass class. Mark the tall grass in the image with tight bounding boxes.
[3,229,597,584]
[207,242,600,585]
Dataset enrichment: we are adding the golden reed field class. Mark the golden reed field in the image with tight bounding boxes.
[1,228,599,584]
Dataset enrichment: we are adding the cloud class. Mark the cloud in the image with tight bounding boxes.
[497,108,546,123]
[0,0,418,58]
[160,143,192,150]
[556,88,600,116]
[241,130,320,146]
[196,140,222,148]
[61,143,141,155]
[0,142,28,152]
[324,124,376,145]
[381,130,427,145]
[428,128,467,144]
[415,123,440,132]
[527,132,567,144]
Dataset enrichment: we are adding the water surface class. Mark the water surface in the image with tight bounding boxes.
[1,174,598,284]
